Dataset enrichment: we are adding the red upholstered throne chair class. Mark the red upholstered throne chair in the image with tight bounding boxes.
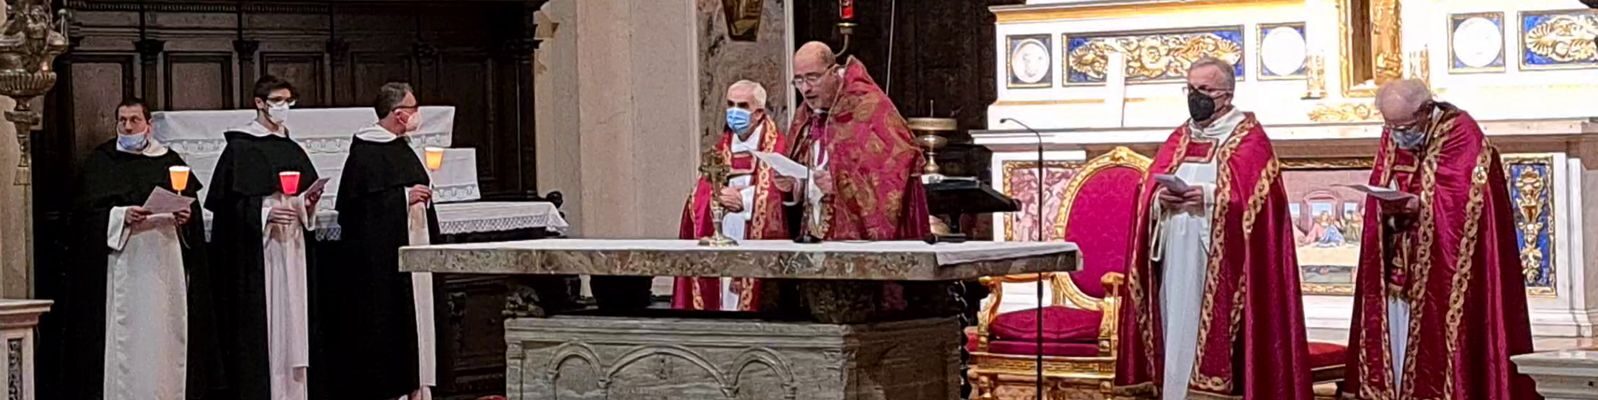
[968,147,1149,400]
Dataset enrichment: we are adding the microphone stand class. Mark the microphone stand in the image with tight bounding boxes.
[1002,118,1045,400]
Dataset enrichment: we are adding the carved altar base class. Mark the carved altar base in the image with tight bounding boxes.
[507,315,959,400]
[402,239,1079,400]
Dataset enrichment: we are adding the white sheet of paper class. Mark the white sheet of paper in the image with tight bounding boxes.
[301,177,332,199]
[1153,174,1191,193]
[143,187,194,214]
[752,151,809,178]
[1339,184,1416,201]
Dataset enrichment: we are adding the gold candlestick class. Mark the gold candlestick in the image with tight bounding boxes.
[0,1,69,186]
[697,147,736,247]
[908,117,955,184]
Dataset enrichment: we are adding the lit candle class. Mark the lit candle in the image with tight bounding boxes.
[840,0,855,20]
[279,171,301,196]
[424,147,446,171]
[169,166,191,193]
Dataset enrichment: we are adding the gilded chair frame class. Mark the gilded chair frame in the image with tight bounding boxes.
[970,147,1152,400]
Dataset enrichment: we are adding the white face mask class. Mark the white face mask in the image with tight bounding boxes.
[265,102,291,124]
[404,111,423,133]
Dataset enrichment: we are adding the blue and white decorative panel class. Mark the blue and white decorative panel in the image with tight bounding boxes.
[1257,23,1307,79]
[1449,12,1506,73]
[1519,10,1598,70]
[1505,155,1557,296]
[1006,34,1054,89]
[1062,26,1245,85]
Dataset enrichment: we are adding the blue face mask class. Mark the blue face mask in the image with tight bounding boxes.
[1393,129,1426,150]
[726,107,753,134]
[117,133,148,152]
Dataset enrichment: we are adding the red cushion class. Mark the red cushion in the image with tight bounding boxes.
[1062,166,1143,297]
[1308,342,1347,369]
[990,306,1101,342]
[987,339,1101,357]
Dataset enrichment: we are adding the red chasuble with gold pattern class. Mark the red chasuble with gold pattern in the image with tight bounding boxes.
[1342,104,1539,400]
[672,118,788,311]
[1114,114,1314,399]
[786,57,930,241]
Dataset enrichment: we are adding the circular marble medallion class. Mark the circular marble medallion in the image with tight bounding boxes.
[1452,17,1503,69]
[1009,39,1050,84]
[1261,26,1307,77]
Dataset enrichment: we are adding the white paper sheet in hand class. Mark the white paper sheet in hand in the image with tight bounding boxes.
[301,177,333,199]
[752,151,809,178]
[1339,184,1416,201]
[143,187,194,214]
[1153,174,1191,192]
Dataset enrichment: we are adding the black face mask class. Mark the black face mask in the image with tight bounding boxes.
[1188,90,1217,122]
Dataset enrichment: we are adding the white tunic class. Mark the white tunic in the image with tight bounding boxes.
[717,126,764,310]
[238,122,313,400]
[102,138,189,400]
[1152,109,1244,400]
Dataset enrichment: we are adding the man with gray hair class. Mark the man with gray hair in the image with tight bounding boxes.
[1116,57,1315,399]
[671,79,789,311]
[1342,79,1538,399]
[325,81,439,399]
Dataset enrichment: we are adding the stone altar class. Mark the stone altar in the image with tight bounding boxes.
[1512,349,1598,400]
[401,239,1078,399]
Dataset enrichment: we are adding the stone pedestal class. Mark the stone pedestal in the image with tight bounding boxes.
[1512,349,1598,400]
[506,315,960,400]
[0,300,50,400]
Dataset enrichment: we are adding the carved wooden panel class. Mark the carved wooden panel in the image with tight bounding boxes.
[163,53,235,111]
[66,55,137,166]
[261,52,327,107]
[435,54,496,187]
[350,52,416,105]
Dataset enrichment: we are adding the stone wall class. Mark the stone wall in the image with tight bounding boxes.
[696,0,792,147]
[534,0,792,239]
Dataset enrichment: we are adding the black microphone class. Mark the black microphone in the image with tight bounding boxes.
[1000,117,1046,400]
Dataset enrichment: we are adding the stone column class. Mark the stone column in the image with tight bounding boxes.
[534,0,701,239]
[0,93,21,298]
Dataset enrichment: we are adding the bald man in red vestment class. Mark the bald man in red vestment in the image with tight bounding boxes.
[1114,58,1313,400]
[777,41,929,241]
[1342,79,1540,400]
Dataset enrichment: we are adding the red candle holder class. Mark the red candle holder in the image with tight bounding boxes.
[840,0,855,20]
[279,171,302,196]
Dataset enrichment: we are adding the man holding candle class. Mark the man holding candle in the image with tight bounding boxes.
[205,75,322,400]
[324,81,438,400]
[61,97,224,399]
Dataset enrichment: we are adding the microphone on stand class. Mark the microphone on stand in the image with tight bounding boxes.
[1000,117,1046,400]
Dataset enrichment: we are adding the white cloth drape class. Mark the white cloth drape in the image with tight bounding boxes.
[1152,109,1244,400]
[1387,295,1411,390]
[102,208,188,400]
[261,194,313,400]
[407,190,438,392]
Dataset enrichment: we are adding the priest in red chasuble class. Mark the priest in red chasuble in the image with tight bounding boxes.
[779,41,929,241]
[673,80,788,311]
[1342,80,1539,400]
[1114,58,1314,400]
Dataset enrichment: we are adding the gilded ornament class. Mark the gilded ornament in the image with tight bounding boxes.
[1523,13,1598,65]
[1307,102,1380,122]
[1065,29,1243,84]
[1504,154,1557,297]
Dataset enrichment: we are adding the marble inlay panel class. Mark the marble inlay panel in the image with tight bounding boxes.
[697,0,791,148]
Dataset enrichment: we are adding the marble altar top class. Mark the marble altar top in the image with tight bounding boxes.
[399,239,1079,281]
